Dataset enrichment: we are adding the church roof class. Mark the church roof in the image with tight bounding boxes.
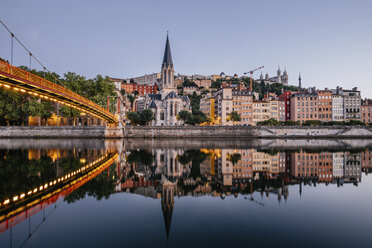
[149,101,157,108]
[181,96,190,102]
[148,94,161,101]
[164,91,178,100]
[162,34,173,66]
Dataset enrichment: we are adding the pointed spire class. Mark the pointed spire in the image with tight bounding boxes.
[162,32,173,67]
[298,73,302,89]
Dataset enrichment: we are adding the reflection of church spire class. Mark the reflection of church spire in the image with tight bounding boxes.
[161,180,176,239]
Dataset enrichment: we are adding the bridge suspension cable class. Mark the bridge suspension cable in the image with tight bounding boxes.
[0,18,66,87]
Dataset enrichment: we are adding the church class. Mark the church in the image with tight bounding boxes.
[140,34,191,126]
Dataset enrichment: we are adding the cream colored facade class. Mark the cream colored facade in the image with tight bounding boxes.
[232,91,253,125]
[214,88,233,126]
[252,101,270,125]
[200,96,215,122]
[269,99,286,122]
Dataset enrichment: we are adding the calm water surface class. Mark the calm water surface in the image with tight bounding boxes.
[0,139,372,248]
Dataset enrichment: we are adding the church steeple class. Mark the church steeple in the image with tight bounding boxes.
[298,73,302,89]
[162,33,173,67]
[161,33,175,94]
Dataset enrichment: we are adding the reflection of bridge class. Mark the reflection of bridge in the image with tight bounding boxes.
[0,152,118,233]
[0,60,118,124]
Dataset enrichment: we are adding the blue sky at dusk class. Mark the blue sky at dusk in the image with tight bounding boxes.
[1,0,371,96]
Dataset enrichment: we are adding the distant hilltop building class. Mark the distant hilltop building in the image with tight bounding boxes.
[258,66,288,85]
[137,34,191,126]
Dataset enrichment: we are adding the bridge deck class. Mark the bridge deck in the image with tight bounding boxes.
[0,60,118,123]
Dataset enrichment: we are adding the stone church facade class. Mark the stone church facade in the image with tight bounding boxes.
[141,34,191,126]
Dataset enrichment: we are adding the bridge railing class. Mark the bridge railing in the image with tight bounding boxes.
[0,60,117,122]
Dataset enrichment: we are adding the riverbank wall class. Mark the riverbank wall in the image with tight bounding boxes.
[1,126,372,139]
[123,126,372,138]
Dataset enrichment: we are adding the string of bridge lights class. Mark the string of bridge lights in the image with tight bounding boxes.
[0,153,116,208]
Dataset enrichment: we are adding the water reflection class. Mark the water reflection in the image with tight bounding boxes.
[119,147,369,238]
[1,140,372,247]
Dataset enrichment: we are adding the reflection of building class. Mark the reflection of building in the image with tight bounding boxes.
[333,152,344,178]
[161,180,176,238]
[361,149,372,174]
[119,147,368,239]
[344,153,361,183]
[291,151,319,179]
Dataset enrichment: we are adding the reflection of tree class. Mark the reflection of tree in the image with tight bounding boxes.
[178,150,208,179]
[227,153,241,166]
[64,164,117,203]
[0,150,55,200]
[127,150,154,166]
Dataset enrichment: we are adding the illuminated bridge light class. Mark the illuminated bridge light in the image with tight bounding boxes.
[20,89,26,93]
[33,188,37,193]
[4,84,11,88]
[27,191,32,195]
[13,196,18,201]
[57,178,60,182]
[4,199,10,205]
[49,182,53,186]
[39,186,43,191]
[20,193,25,199]
[14,87,19,91]
[53,180,57,184]
[44,184,48,189]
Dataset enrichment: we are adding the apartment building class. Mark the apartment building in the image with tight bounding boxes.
[232,91,253,125]
[278,91,296,121]
[200,96,215,122]
[290,92,319,123]
[343,87,361,121]
[252,101,270,125]
[317,90,333,122]
[214,88,233,126]
[361,98,372,124]
[121,82,157,95]
[269,99,286,122]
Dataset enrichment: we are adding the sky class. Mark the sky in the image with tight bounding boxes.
[1,0,371,97]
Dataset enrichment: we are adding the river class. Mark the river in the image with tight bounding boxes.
[0,138,372,248]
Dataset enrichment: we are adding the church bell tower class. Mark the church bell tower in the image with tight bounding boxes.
[161,33,175,98]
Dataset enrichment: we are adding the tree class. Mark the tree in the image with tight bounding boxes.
[139,109,154,125]
[227,153,241,166]
[211,79,222,89]
[182,78,198,87]
[227,111,241,123]
[126,111,140,125]
[283,120,300,126]
[177,110,194,125]
[61,106,81,126]
[257,118,281,126]
[302,120,322,126]
[126,94,135,106]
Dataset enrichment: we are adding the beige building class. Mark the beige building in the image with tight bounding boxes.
[194,79,212,89]
[269,99,286,122]
[252,101,270,125]
[232,91,253,125]
[183,86,200,95]
[290,92,319,123]
[214,88,233,126]
[200,96,215,123]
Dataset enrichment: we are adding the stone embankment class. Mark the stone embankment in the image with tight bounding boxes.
[123,126,372,139]
[1,125,372,139]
